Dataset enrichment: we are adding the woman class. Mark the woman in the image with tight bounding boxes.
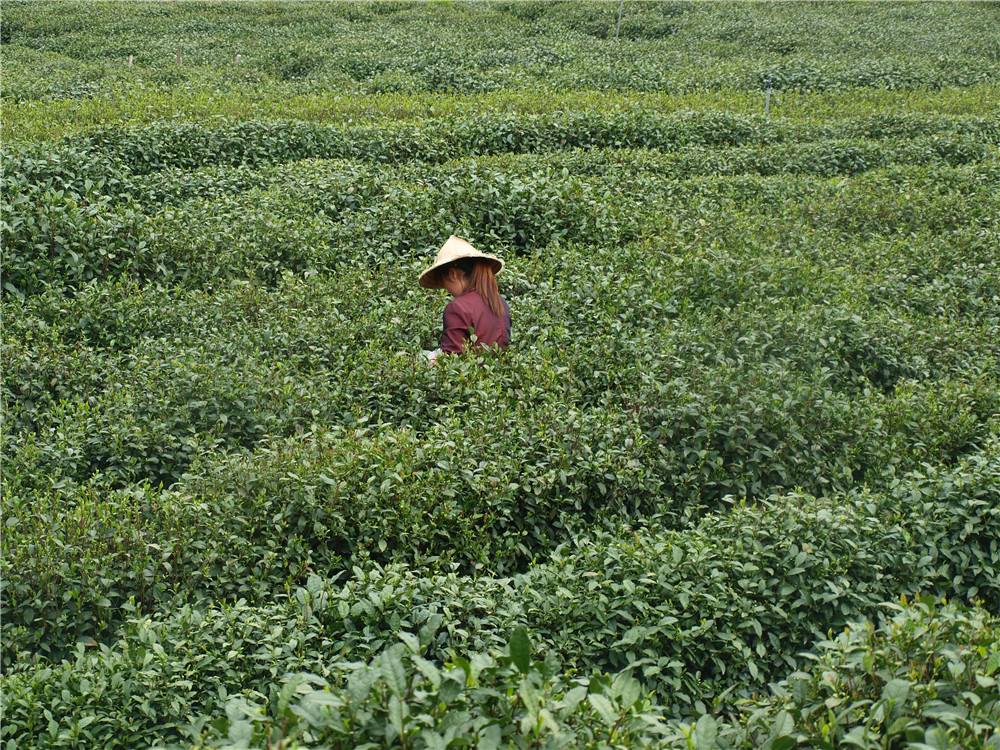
[419,236,511,355]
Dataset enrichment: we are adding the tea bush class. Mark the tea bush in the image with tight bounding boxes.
[186,632,672,750]
[692,598,1000,749]
[187,599,1000,750]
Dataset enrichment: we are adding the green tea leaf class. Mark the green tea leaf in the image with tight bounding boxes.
[588,693,618,727]
[692,714,717,750]
[509,625,531,675]
[383,646,408,697]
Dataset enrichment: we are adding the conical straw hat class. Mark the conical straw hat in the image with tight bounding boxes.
[418,236,504,289]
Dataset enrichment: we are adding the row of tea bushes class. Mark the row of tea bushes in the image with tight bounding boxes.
[3,400,655,664]
[60,112,779,175]
[50,113,1000,176]
[187,598,1000,750]
[9,57,993,103]
[6,200,996,376]
[5,133,997,296]
[3,451,998,748]
[6,213,996,453]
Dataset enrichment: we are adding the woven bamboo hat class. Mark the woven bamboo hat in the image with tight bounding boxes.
[418,235,504,289]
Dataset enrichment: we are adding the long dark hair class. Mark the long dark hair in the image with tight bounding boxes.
[435,258,505,318]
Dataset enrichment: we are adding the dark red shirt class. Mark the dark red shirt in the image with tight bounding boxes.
[441,290,511,353]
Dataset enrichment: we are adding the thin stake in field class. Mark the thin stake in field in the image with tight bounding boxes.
[616,0,624,40]
[177,46,182,66]
[762,77,773,147]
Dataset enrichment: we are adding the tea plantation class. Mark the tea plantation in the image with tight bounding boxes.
[2,2,999,748]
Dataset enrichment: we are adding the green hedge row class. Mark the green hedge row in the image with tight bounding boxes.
[119,132,996,213]
[5,136,997,297]
[6,220,995,443]
[2,399,656,665]
[3,450,997,748]
[60,113,1000,175]
[186,598,1000,750]
[712,597,1000,749]
[64,112,772,175]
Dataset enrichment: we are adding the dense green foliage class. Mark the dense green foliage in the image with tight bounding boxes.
[184,598,1000,749]
[726,598,1000,749]
[4,1,998,104]
[2,2,998,749]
